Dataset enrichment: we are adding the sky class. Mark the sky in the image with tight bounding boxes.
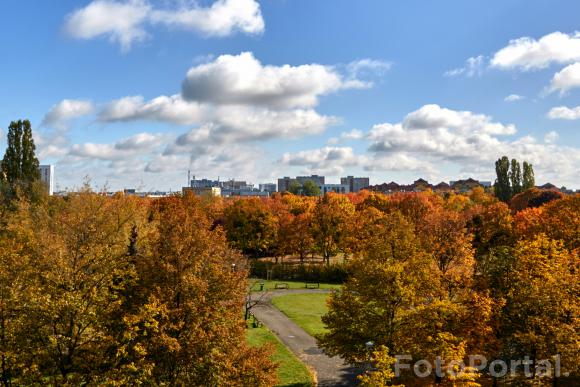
[1,0,579,191]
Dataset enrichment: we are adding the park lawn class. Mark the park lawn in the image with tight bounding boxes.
[249,279,341,292]
[271,293,330,337]
[246,325,313,387]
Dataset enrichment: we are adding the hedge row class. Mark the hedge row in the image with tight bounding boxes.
[250,260,348,284]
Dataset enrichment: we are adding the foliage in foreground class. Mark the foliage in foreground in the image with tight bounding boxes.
[0,192,277,386]
[316,191,579,385]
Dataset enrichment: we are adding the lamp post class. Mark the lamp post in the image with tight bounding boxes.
[365,341,374,372]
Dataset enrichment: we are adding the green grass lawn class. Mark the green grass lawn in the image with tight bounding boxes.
[271,293,330,337]
[249,279,341,292]
[246,325,313,387]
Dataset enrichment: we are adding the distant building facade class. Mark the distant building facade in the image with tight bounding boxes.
[319,183,350,194]
[259,183,277,193]
[39,165,54,195]
[277,175,325,192]
[340,176,370,193]
[182,186,221,197]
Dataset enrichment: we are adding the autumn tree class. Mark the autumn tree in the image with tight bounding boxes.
[509,188,563,212]
[276,195,314,262]
[311,193,355,264]
[538,195,580,252]
[500,236,579,379]
[141,195,278,385]
[318,210,434,365]
[0,192,278,385]
[223,198,277,257]
[7,193,149,384]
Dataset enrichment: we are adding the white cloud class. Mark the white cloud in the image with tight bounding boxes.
[98,95,207,125]
[346,59,392,81]
[166,107,336,156]
[327,129,364,145]
[64,0,151,51]
[402,104,516,135]
[365,104,580,186]
[64,0,264,50]
[504,94,525,102]
[150,0,264,37]
[69,132,164,160]
[42,99,94,129]
[363,153,435,173]
[280,146,365,175]
[548,62,580,94]
[544,131,559,144]
[444,55,485,77]
[548,105,580,120]
[490,31,580,70]
[181,52,367,109]
[280,146,434,176]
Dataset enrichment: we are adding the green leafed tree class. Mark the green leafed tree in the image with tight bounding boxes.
[509,158,522,195]
[287,180,301,195]
[1,120,40,184]
[302,180,321,196]
[494,156,511,202]
[522,161,535,190]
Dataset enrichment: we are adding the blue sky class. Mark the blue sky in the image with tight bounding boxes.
[1,0,579,191]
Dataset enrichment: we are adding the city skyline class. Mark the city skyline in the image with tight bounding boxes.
[1,1,580,191]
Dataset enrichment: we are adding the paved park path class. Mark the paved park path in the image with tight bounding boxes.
[251,289,359,387]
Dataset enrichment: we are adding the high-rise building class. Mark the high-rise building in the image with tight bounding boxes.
[340,176,370,193]
[39,165,54,195]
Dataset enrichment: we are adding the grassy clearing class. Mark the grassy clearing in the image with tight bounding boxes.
[249,279,341,292]
[246,325,313,387]
[271,293,330,337]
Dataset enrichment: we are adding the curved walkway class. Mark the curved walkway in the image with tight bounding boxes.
[251,289,359,386]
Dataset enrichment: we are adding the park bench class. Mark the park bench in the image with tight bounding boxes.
[305,282,320,289]
[274,282,289,289]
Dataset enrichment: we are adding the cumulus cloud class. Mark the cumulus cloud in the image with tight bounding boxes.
[98,95,207,125]
[280,146,366,175]
[402,104,516,135]
[548,62,580,94]
[365,104,580,186]
[327,129,364,145]
[444,55,486,77]
[280,146,434,176]
[166,107,336,157]
[365,154,435,173]
[64,0,264,50]
[69,132,164,160]
[346,59,392,82]
[504,94,525,102]
[544,131,559,144]
[42,99,94,129]
[181,52,367,109]
[63,0,151,51]
[150,0,263,37]
[548,105,580,120]
[490,31,580,70]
